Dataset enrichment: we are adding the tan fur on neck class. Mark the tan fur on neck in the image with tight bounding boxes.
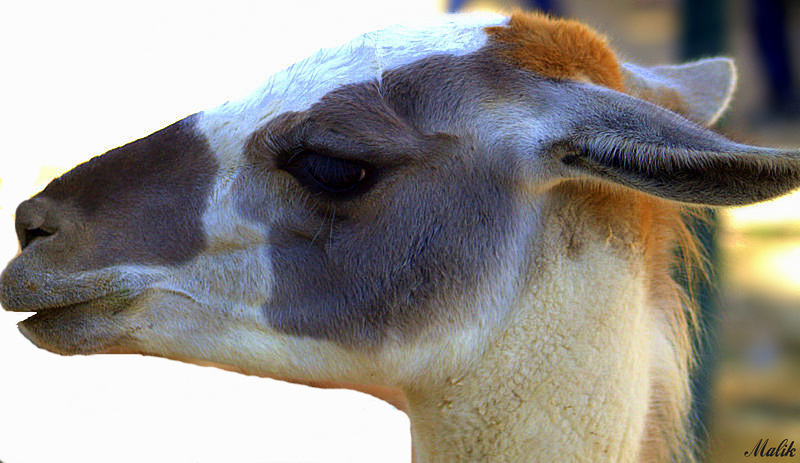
[485,12,702,460]
[559,183,700,462]
[404,183,683,462]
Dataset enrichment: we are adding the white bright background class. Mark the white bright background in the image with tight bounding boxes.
[0,1,451,462]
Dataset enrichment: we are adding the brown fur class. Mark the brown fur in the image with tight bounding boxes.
[486,11,625,91]
[1,115,218,315]
[17,115,217,270]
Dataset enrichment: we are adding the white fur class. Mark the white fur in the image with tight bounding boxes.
[195,12,507,175]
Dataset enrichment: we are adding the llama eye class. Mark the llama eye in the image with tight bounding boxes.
[286,151,368,194]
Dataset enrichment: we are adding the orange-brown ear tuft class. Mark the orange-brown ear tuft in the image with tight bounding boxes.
[486,12,624,91]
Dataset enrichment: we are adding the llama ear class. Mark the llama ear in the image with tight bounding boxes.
[549,83,800,206]
[621,58,736,126]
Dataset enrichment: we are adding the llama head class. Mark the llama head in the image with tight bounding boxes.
[1,12,798,396]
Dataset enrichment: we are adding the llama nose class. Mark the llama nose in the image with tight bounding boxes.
[15,198,58,250]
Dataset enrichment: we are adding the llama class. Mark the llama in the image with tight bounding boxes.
[2,11,799,462]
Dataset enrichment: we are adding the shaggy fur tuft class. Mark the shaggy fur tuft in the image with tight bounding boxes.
[487,11,625,91]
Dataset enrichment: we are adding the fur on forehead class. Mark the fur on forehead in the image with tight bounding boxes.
[208,13,508,125]
[199,12,508,154]
[486,11,624,91]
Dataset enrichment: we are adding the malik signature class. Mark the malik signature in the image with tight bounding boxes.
[745,439,797,458]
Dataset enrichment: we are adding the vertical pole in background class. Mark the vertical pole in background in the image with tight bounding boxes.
[680,0,727,456]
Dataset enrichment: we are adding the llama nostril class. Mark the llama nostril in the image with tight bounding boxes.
[22,226,56,249]
[15,199,58,250]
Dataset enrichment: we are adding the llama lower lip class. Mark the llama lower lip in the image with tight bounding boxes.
[18,303,89,353]
[17,297,135,355]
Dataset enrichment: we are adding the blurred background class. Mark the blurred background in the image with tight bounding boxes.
[0,0,798,462]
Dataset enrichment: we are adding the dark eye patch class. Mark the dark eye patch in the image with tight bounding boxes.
[283,151,370,196]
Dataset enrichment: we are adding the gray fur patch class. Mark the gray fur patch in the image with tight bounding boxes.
[238,53,528,346]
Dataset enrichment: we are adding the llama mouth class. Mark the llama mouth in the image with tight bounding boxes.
[7,299,95,314]
[3,288,134,315]
[16,293,137,355]
[0,252,156,315]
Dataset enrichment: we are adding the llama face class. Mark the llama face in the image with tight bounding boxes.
[2,12,799,393]
[0,13,528,386]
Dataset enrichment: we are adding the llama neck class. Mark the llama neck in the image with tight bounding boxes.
[405,194,655,462]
